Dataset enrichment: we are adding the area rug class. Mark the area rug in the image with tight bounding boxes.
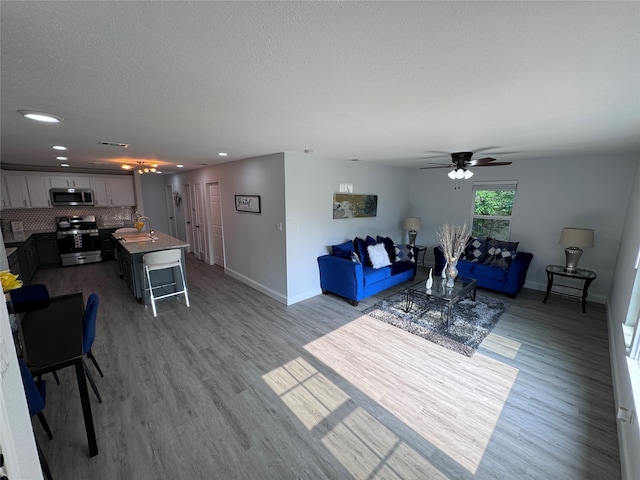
[362,289,510,357]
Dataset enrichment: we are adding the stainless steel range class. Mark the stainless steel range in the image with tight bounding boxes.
[56,215,102,266]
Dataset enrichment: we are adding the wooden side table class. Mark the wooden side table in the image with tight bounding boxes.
[543,264,597,313]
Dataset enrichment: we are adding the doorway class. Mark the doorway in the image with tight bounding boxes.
[165,184,177,237]
[183,184,193,253]
[192,183,206,261]
[206,181,224,267]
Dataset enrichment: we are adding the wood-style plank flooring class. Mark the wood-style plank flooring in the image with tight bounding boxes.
[31,257,621,479]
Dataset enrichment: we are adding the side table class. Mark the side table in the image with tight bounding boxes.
[414,245,428,270]
[542,264,597,313]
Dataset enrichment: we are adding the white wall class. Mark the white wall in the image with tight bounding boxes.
[409,154,637,303]
[607,159,640,479]
[139,174,170,234]
[284,153,412,304]
[166,154,288,302]
[0,295,43,480]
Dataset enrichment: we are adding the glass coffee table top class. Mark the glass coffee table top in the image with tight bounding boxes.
[404,277,478,326]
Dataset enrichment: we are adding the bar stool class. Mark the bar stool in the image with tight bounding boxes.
[143,249,189,317]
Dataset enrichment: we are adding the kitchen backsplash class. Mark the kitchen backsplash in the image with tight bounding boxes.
[1,206,136,232]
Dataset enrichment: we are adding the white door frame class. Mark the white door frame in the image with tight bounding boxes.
[165,184,177,237]
[192,182,206,261]
[182,184,193,253]
[205,181,225,267]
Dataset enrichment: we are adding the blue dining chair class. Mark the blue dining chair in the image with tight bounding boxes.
[19,359,54,480]
[83,293,104,403]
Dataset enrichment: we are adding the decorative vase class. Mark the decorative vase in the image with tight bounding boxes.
[445,261,458,288]
[426,268,433,290]
[441,262,447,279]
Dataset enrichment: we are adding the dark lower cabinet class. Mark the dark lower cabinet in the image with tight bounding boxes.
[5,235,37,284]
[99,228,117,260]
[35,232,60,267]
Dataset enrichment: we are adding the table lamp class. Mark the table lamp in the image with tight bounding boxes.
[402,217,421,246]
[559,227,594,273]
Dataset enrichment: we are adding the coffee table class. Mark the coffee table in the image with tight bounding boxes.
[404,277,477,327]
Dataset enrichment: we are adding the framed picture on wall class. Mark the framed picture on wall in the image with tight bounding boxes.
[235,195,261,213]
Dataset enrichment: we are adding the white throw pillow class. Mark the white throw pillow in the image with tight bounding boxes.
[367,243,391,269]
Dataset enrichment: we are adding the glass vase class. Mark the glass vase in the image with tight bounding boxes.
[445,261,458,288]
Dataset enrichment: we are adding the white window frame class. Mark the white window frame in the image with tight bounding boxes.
[470,181,518,240]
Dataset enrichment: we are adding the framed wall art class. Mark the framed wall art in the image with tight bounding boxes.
[333,193,378,219]
[235,195,261,213]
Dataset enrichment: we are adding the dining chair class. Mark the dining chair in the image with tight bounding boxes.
[12,284,60,385]
[143,249,190,317]
[10,283,50,314]
[19,359,54,480]
[83,293,103,403]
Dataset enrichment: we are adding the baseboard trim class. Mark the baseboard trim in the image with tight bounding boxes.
[224,268,288,305]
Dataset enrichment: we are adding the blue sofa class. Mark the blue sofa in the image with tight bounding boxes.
[434,244,533,298]
[318,237,418,306]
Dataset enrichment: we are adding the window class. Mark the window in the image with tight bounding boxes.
[471,182,517,240]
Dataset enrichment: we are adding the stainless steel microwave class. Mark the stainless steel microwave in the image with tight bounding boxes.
[49,188,94,206]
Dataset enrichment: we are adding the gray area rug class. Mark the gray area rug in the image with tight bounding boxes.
[363,289,510,357]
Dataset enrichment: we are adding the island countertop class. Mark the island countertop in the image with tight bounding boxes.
[113,231,189,255]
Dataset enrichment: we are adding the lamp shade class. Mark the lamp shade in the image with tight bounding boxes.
[402,217,421,231]
[559,227,594,248]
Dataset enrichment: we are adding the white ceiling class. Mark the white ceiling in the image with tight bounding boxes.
[1,1,638,174]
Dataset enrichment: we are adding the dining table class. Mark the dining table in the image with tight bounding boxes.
[19,292,99,457]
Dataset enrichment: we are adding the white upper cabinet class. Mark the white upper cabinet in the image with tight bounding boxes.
[25,175,52,207]
[2,172,30,208]
[107,177,136,206]
[0,170,136,208]
[90,177,109,206]
[49,176,92,188]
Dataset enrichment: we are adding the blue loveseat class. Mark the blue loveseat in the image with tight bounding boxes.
[318,236,418,306]
[434,238,533,298]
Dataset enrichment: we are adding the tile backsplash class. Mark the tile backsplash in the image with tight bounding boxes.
[1,206,136,232]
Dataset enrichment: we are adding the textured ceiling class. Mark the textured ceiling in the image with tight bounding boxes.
[1,1,638,174]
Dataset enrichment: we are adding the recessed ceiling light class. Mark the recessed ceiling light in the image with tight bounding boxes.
[52,145,67,150]
[121,165,133,170]
[60,163,70,167]
[56,156,68,161]
[18,110,63,123]
[176,164,184,168]
[218,152,228,157]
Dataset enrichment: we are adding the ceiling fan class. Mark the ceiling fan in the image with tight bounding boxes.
[420,151,512,179]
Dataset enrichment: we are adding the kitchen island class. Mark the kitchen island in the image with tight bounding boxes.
[113,231,189,305]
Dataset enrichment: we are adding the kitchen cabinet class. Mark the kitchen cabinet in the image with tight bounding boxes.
[107,177,136,206]
[1,170,136,208]
[35,232,60,267]
[3,172,30,208]
[1,172,51,208]
[90,178,109,206]
[8,247,21,279]
[99,228,117,260]
[1,176,9,209]
[5,235,37,284]
[49,176,92,188]
[25,175,52,207]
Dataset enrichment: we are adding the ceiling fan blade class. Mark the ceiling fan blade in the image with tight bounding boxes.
[474,161,512,167]
[419,164,454,170]
[423,161,454,166]
[468,157,497,166]
[419,154,450,160]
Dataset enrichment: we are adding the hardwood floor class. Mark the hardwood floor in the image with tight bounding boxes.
[31,257,621,479]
